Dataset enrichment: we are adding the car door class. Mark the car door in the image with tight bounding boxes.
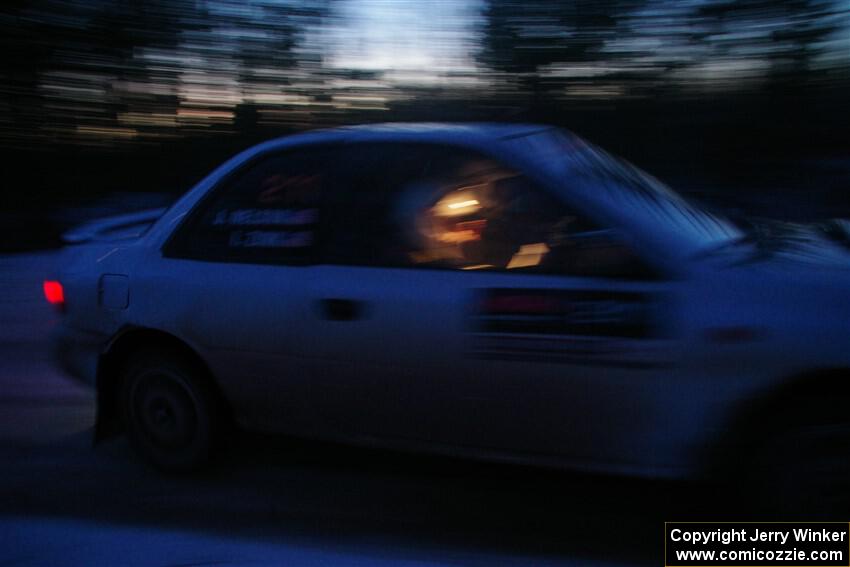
[304,143,680,465]
[156,145,340,434]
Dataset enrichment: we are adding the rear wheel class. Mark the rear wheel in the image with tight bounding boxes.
[120,348,219,472]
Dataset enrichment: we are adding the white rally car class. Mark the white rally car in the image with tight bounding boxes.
[49,123,850,501]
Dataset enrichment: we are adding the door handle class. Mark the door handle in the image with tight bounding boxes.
[318,298,366,321]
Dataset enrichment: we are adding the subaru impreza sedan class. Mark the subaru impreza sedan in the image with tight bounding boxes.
[49,123,850,499]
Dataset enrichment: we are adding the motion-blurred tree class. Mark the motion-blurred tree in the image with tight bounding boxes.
[694,0,840,91]
[0,0,85,146]
[0,0,209,147]
[480,0,644,99]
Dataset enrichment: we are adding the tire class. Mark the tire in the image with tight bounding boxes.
[119,348,219,472]
[741,394,850,518]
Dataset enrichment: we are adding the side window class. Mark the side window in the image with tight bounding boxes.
[324,144,654,279]
[166,148,331,264]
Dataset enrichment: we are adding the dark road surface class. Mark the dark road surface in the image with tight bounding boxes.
[0,251,732,566]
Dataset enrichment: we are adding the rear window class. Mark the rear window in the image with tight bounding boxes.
[165,147,334,264]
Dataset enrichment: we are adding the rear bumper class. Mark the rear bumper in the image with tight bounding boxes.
[51,326,105,388]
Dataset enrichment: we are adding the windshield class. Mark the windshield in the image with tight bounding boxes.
[521,130,744,253]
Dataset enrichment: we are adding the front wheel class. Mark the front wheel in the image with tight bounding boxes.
[120,349,219,472]
[741,394,850,517]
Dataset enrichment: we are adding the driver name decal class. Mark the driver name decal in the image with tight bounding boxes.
[469,288,665,367]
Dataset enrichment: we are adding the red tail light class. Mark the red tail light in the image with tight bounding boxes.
[43,280,64,306]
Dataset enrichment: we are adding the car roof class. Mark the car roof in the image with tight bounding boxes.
[155,122,563,232]
[256,122,560,150]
